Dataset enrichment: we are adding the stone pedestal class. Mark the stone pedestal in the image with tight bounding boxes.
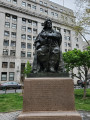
[18,78,82,120]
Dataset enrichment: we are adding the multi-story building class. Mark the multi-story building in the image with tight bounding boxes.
[0,0,83,83]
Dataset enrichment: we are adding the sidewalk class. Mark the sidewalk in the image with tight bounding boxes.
[0,111,90,120]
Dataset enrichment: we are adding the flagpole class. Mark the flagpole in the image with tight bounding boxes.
[63,0,64,6]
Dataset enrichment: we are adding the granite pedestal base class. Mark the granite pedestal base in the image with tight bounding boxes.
[18,78,82,120]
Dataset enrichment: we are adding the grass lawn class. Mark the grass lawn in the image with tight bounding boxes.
[0,93,23,112]
[74,89,90,111]
[0,89,90,112]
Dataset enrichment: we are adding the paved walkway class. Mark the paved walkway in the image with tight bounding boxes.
[0,111,90,120]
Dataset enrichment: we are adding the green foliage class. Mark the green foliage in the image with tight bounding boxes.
[63,48,90,73]
[23,61,32,76]
[63,48,90,98]
[0,93,23,112]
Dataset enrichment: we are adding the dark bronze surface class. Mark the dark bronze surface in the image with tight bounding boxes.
[27,72,69,77]
[33,19,64,73]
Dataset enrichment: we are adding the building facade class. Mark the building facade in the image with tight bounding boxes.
[0,0,84,83]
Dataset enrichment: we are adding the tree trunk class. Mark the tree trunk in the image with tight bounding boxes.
[83,67,88,99]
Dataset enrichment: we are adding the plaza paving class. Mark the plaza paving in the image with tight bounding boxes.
[0,111,90,120]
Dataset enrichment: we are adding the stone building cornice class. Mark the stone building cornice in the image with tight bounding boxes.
[0,1,75,28]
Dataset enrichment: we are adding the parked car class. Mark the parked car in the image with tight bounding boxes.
[77,80,89,88]
[0,81,22,90]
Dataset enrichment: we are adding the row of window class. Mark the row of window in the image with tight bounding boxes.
[3,40,32,49]
[64,42,71,47]
[22,26,37,33]
[5,22,17,29]
[2,62,15,68]
[64,29,70,34]
[21,34,36,40]
[4,31,16,38]
[5,13,17,21]
[21,42,32,49]
[1,72,14,81]
[3,40,16,47]
[4,31,36,40]
[22,18,37,26]
[3,49,32,57]
[6,0,17,4]
[64,36,71,41]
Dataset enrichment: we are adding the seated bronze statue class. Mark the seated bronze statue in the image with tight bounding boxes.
[33,19,64,73]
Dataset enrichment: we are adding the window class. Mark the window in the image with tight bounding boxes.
[3,49,8,55]
[65,49,67,52]
[9,72,14,81]
[51,5,54,9]
[27,27,32,32]
[40,1,43,4]
[5,22,10,28]
[44,2,47,6]
[11,41,16,47]
[64,42,67,47]
[10,50,15,56]
[55,13,58,17]
[12,0,17,4]
[55,7,57,10]
[4,31,10,36]
[27,43,31,49]
[68,43,71,47]
[11,32,16,38]
[32,5,36,10]
[1,72,7,81]
[22,26,26,31]
[64,29,66,33]
[22,18,26,24]
[5,13,10,19]
[33,21,37,26]
[64,35,67,40]
[27,52,31,57]
[10,62,15,68]
[2,62,8,68]
[57,28,61,32]
[12,24,17,29]
[21,34,26,39]
[12,15,17,21]
[33,36,36,40]
[21,42,26,48]
[3,40,9,46]
[60,9,63,12]
[33,28,37,34]
[67,30,70,34]
[27,35,31,40]
[76,38,78,42]
[22,1,26,7]
[51,12,54,16]
[28,19,32,25]
[27,4,31,8]
[40,8,43,12]
[67,36,70,41]
[76,44,79,48]
[21,51,25,57]
[45,9,48,14]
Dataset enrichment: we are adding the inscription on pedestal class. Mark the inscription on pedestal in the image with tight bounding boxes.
[23,78,75,112]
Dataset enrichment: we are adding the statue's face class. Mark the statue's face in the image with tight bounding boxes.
[46,20,52,29]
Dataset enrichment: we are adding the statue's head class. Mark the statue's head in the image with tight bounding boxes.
[44,19,52,29]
